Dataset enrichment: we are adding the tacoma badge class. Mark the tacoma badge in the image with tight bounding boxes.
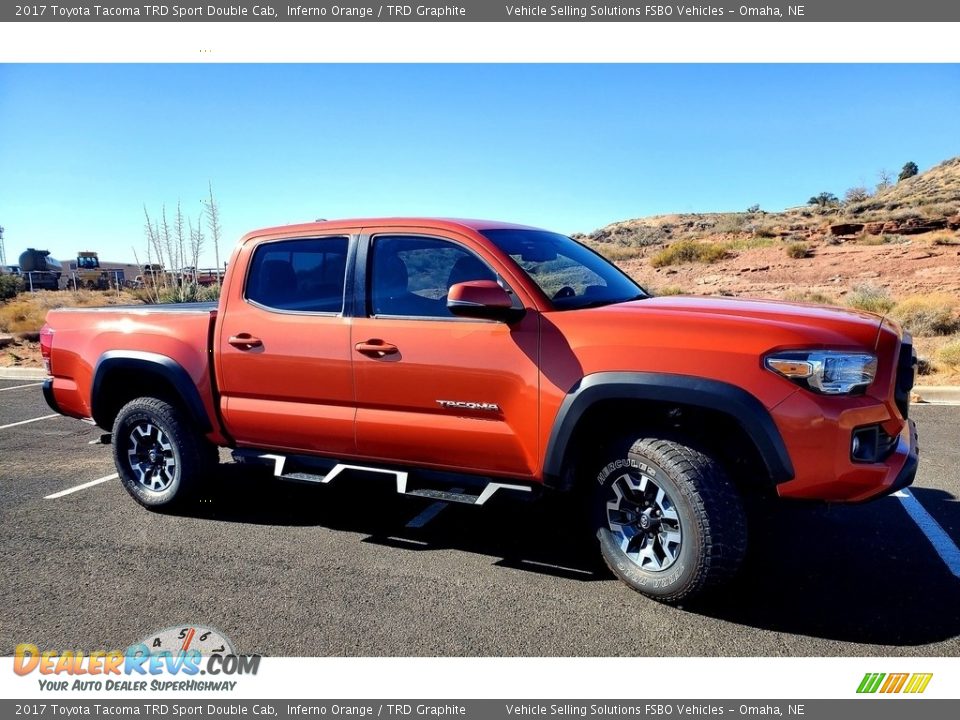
[436,400,501,412]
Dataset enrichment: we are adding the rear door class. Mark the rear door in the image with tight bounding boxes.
[217,232,357,455]
[351,227,541,478]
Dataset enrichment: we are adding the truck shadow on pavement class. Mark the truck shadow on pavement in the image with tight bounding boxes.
[692,488,960,647]
[183,463,960,648]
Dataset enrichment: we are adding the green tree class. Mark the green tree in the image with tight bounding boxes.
[808,192,839,208]
[898,161,919,182]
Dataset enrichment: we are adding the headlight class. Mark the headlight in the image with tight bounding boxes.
[764,350,877,395]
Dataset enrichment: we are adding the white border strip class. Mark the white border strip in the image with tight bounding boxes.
[2,22,960,62]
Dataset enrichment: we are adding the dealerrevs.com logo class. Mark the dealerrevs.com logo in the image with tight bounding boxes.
[857,672,933,694]
[13,626,261,692]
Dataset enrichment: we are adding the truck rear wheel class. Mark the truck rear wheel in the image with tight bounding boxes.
[112,397,217,510]
[593,437,746,603]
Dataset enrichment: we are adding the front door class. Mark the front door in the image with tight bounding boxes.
[352,230,540,478]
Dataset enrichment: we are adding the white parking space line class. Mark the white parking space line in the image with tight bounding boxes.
[405,489,463,528]
[0,414,59,430]
[0,382,43,392]
[44,474,118,500]
[894,489,960,579]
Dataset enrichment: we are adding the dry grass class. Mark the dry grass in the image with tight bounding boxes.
[926,230,960,246]
[650,240,728,268]
[938,339,960,368]
[0,290,137,334]
[856,233,906,246]
[891,294,960,336]
[785,242,812,259]
[591,244,648,262]
[844,284,895,314]
[651,285,686,296]
[781,290,836,305]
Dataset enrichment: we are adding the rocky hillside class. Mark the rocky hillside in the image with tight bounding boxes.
[579,156,960,384]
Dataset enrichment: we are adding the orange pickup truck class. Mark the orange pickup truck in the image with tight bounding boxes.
[41,218,918,601]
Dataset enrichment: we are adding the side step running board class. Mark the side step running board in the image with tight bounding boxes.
[232,450,532,507]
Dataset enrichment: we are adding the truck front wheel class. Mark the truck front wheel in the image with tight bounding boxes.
[593,437,746,603]
[112,397,217,510]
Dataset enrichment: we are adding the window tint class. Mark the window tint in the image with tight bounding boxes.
[247,237,348,313]
[370,236,496,318]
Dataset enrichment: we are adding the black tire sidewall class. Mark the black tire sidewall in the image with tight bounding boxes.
[594,451,703,599]
[113,402,187,508]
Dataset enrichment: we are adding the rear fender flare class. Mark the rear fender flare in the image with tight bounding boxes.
[91,350,212,433]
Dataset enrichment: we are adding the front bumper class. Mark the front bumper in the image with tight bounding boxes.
[883,418,919,497]
[772,390,919,502]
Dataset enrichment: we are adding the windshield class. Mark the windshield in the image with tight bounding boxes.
[480,228,646,310]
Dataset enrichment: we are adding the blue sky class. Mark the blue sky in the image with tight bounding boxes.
[1,64,958,267]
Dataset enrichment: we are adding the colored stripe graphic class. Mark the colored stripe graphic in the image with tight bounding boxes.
[857,673,885,693]
[904,673,933,694]
[880,673,909,693]
[857,672,932,694]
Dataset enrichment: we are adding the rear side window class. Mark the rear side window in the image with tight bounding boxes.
[246,237,348,313]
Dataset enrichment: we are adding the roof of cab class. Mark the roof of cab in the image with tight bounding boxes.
[239,217,546,244]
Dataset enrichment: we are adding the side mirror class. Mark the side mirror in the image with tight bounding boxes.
[447,280,524,323]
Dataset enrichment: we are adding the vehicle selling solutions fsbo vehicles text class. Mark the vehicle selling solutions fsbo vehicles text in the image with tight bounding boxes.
[503,5,803,17]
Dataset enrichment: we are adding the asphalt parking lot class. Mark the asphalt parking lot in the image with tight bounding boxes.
[2,376,959,657]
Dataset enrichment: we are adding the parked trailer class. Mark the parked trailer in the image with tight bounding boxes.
[18,249,63,291]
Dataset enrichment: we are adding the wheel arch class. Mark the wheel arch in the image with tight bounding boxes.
[542,372,794,491]
[91,350,212,433]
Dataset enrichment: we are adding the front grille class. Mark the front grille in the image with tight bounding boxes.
[894,337,916,420]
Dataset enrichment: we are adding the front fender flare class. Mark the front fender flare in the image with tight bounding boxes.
[542,372,794,487]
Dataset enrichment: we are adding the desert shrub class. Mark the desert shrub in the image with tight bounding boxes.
[652,285,685,296]
[0,274,23,301]
[781,290,835,305]
[856,233,907,246]
[650,241,728,268]
[714,214,747,234]
[845,284,895,314]
[728,236,776,251]
[938,339,960,367]
[141,283,221,305]
[844,186,871,203]
[593,244,647,262]
[928,231,960,246]
[785,242,812,259]
[890,295,960,336]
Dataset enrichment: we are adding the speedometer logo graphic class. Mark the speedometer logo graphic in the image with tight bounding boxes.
[138,625,235,655]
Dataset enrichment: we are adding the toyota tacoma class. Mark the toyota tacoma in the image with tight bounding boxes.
[40,218,919,601]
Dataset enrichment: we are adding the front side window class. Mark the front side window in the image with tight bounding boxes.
[369,235,497,318]
[246,236,348,313]
[481,229,646,310]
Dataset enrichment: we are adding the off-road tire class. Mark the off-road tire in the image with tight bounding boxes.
[112,397,217,510]
[593,437,746,603]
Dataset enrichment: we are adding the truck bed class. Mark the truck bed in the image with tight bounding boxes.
[44,303,221,439]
